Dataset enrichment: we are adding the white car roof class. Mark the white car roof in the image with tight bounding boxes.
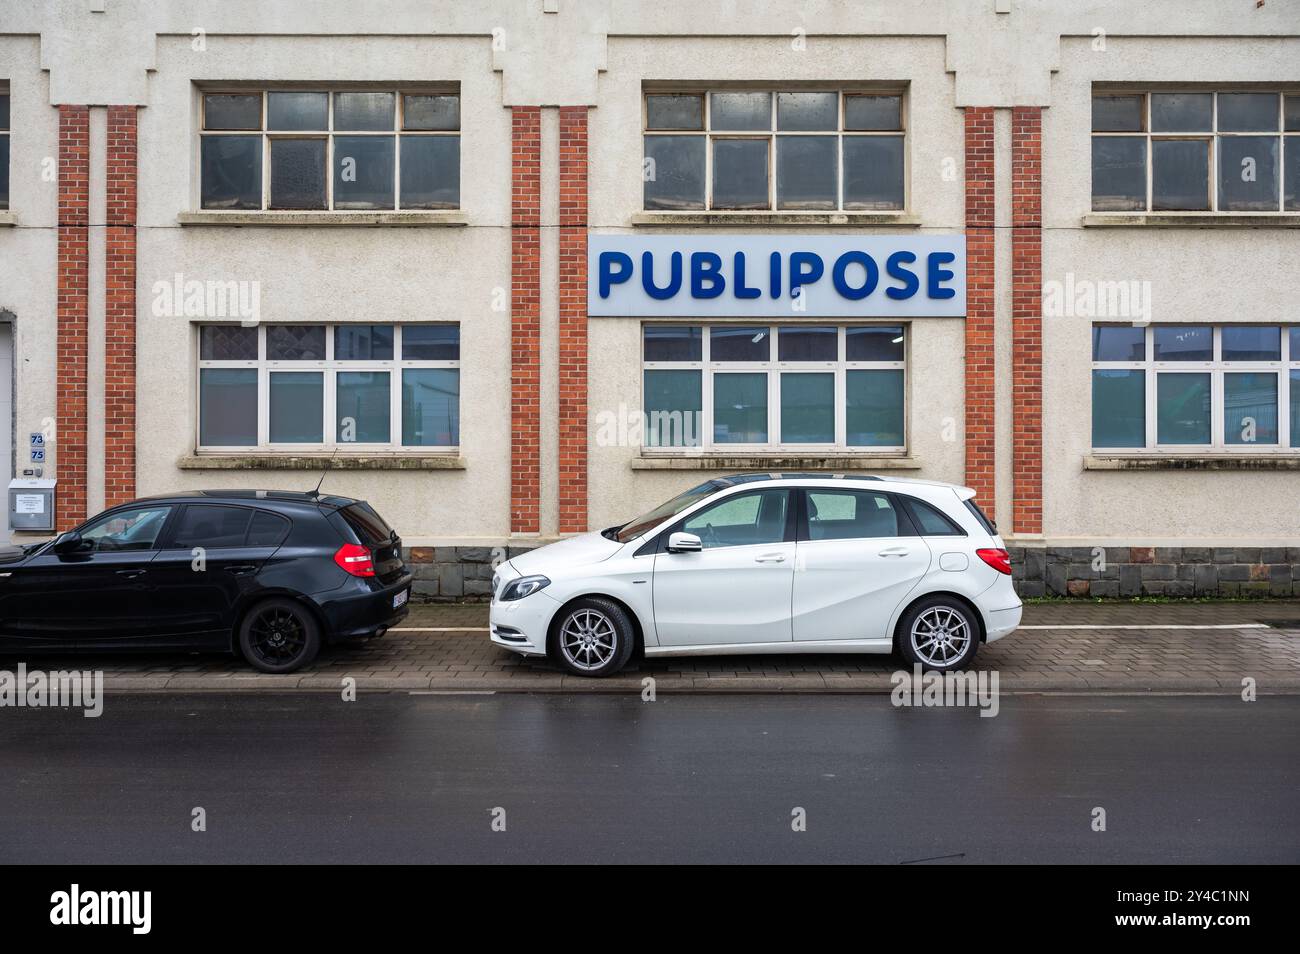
[709,473,977,499]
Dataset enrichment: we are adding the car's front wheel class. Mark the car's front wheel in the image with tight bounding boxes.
[238,598,321,673]
[896,596,980,672]
[550,597,635,677]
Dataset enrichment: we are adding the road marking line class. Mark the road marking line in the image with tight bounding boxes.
[408,690,497,695]
[391,626,491,632]
[1019,623,1270,630]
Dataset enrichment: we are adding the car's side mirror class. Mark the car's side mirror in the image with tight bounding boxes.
[52,530,85,554]
[667,531,702,553]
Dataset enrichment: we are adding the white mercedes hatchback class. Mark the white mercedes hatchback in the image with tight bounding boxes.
[490,474,1021,677]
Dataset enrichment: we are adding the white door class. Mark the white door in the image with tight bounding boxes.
[652,487,794,646]
[0,323,11,544]
[793,489,931,641]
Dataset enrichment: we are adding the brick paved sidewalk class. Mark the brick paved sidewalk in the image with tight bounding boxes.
[10,600,1300,694]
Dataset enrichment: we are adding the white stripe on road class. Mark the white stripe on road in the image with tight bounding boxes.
[1019,623,1270,630]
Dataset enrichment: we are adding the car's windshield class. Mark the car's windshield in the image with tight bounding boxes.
[611,481,724,543]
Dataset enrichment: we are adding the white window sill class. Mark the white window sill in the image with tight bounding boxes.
[177,210,468,227]
[630,211,921,228]
[178,454,465,471]
[1081,213,1300,229]
[632,454,919,471]
[1084,454,1300,471]
[0,211,17,227]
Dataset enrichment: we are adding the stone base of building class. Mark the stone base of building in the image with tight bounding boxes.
[401,545,1300,603]
[1010,546,1300,599]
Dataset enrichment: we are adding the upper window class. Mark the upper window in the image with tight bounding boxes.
[0,91,10,210]
[643,89,905,212]
[643,323,906,452]
[197,323,460,451]
[1092,91,1300,212]
[199,89,460,211]
[1091,324,1300,451]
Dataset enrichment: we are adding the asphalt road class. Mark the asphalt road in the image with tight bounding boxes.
[1,692,1297,864]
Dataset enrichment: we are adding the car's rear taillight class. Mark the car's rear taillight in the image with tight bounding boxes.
[334,543,375,577]
[976,548,1012,575]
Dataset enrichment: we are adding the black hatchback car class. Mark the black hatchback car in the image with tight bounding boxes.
[0,491,413,672]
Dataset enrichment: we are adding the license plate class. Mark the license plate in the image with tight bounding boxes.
[393,589,409,609]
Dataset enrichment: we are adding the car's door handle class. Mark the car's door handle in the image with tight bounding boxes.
[224,565,258,575]
[116,568,147,579]
[755,553,786,563]
[878,546,909,557]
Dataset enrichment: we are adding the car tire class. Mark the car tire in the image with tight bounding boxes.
[550,597,635,677]
[896,596,980,672]
[238,598,322,674]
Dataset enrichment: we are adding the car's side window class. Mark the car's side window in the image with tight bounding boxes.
[903,497,965,536]
[806,490,900,540]
[679,489,789,549]
[79,506,174,552]
[169,505,255,549]
[247,510,292,547]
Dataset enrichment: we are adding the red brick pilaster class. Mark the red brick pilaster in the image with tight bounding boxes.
[1011,106,1043,535]
[104,105,138,507]
[557,106,588,534]
[511,107,541,534]
[56,105,90,531]
[963,106,996,518]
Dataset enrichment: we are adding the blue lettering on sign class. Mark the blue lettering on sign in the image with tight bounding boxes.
[596,247,958,302]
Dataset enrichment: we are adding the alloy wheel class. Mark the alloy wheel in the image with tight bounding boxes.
[909,605,972,667]
[248,607,308,664]
[559,608,617,671]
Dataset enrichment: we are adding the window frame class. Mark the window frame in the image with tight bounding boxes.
[195,323,461,453]
[1091,324,1296,452]
[1091,89,1299,214]
[197,86,460,212]
[642,322,907,454]
[642,86,908,213]
[0,85,10,211]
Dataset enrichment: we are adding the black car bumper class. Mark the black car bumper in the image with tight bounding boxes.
[316,572,414,642]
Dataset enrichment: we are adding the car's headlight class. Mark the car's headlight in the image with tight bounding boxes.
[499,575,550,601]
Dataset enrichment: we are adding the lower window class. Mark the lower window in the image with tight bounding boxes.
[197,323,460,450]
[1091,324,1298,450]
[642,323,906,452]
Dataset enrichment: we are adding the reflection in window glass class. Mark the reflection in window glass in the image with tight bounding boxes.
[1224,372,1278,445]
[336,371,391,443]
[1091,95,1144,132]
[1154,326,1211,361]
[710,92,771,131]
[844,95,902,131]
[335,325,394,360]
[712,139,769,209]
[780,373,834,443]
[1218,93,1279,132]
[778,326,837,361]
[1292,370,1300,447]
[776,92,838,131]
[644,325,702,362]
[1091,137,1146,211]
[1156,373,1211,444]
[334,92,395,131]
[1150,93,1211,132]
[204,93,262,130]
[199,369,257,445]
[267,92,327,130]
[1222,326,1280,361]
[401,325,459,360]
[1152,139,1209,211]
[334,135,395,209]
[846,326,904,362]
[846,370,904,447]
[267,325,326,360]
[402,368,459,446]
[711,326,769,362]
[200,325,258,361]
[644,135,706,210]
[1286,137,1300,211]
[643,370,702,447]
[1218,136,1279,212]
[713,373,768,443]
[1091,370,1145,447]
[776,136,837,209]
[400,136,459,209]
[807,491,899,540]
[200,136,262,210]
[682,491,788,549]
[1092,326,1146,361]
[269,372,324,443]
[645,94,704,131]
[403,95,459,131]
[843,136,904,210]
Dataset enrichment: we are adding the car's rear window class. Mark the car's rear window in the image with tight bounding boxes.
[963,498,997,535]
[337,502,394,546]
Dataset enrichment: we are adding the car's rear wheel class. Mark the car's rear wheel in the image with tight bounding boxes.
[896,596,980,672]
[550,597,635,677]
[239,598,321,673]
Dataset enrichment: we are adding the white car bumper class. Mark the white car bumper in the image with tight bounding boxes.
[984,603,1022,643]
[488,589,558,658]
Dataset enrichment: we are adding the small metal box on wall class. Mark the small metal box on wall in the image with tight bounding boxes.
[9,478,56,532]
